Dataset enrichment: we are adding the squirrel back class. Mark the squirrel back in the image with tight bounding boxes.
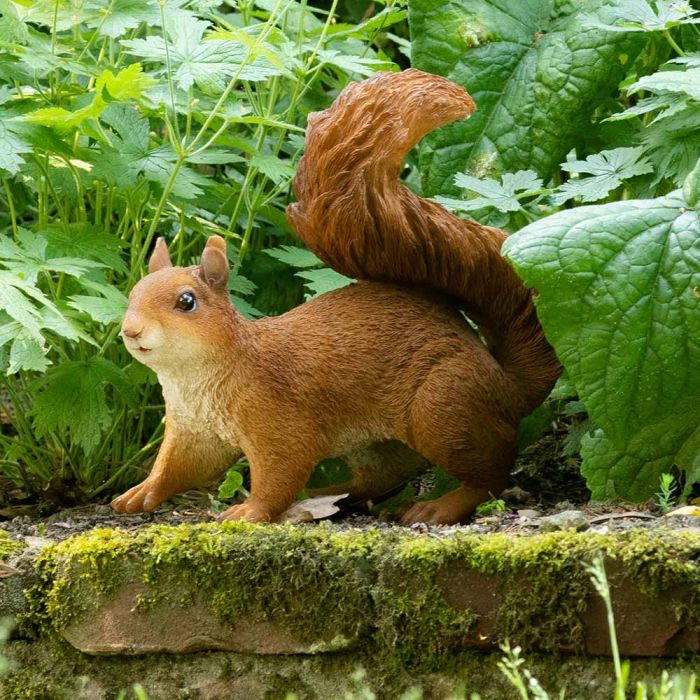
[286,69,561,417]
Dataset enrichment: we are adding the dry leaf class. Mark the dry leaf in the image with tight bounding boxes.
[663,505,700,517]
[276,494,349,524]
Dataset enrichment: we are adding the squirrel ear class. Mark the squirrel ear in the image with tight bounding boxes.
[200,236,229,291]
[149,237,172,273]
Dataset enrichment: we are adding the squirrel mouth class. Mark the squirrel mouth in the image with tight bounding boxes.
[137,346,152,354]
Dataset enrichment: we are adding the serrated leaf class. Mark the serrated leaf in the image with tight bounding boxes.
[122,14,283,92]
[296,268,353,299]
[228,274,257,296]
[640,105,700,185]
[583,0,700,32]
[264,245,322,268]
[250,153,295,186]
[0,121,31,175]
[32,357,135,453]
[43,223,128,274]
[504,192,700,500]
[554,147,653,204]
[68,292,128,324]
[98,63,154,101]
[628,67,700,101]
[94,105,206,198]
[85,0,169,38]
[230,295,264,319]
[316,49,396,77]
[8,333,48,373]
[444,169,544,212]
[409,0,645,195]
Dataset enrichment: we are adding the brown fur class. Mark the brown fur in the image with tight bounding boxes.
[112,69,561,525]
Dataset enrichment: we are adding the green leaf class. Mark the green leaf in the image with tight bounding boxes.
[640,105,700,186]
[228,274,257,296]
[627,67,700,101]
[98,63,155,101]
[94,105,206,198]
[43,223,128,274]
[85,0,168,38]
[230,295,264,319]
[0,121,31,175]
[8,332,48,374]
[554,147,653,204]
[408,0,645,195]
[250,153,295,186]
[32,357,135,453]
[264,245,322,268]
[439,169,544,213]
[315,49,396,77]
[122,14,284,92]
[504,192,700,500]
[296,268,354,299]
[683,157,700,208]
[68,291,128,325]
[218,467,245,499]
[583,0,700,32]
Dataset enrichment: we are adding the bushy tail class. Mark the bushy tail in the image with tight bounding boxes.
[286,69,561,417]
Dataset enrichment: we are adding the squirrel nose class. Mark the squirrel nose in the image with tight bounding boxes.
[122,327,142,339]
[121,320,143,339]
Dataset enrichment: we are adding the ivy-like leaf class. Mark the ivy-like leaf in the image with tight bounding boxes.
[554,147,653,204]
[504,191,700,500]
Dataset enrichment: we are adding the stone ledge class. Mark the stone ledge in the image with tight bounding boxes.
[3,637,700,700]
[4,523,698,661]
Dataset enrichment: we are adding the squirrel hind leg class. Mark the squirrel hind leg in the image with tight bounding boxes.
[403,359,518,525]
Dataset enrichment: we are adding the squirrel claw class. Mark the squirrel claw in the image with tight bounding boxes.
[111,479,167,514]
[216,500,272,523]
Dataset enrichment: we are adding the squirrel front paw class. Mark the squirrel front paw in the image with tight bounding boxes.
[111,478,169,514]
[216,499,273,523]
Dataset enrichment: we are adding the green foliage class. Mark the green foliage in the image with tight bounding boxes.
[409,0,645,195]
[655,473,678,515]
[417,0,700,501]
[0,0,403,504]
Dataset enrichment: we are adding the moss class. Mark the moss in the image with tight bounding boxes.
[0,530,24,561]
[2,636,700,700]
[18,522,700,668]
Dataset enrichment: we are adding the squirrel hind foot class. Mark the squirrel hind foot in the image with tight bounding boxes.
[399,484,495,526]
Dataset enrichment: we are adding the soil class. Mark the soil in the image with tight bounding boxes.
[1,427,698,543]
[1,491,698,546]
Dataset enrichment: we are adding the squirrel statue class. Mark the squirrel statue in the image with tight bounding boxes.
[112,69,561,525]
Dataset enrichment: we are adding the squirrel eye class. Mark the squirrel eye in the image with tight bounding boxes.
[175,291,196,312]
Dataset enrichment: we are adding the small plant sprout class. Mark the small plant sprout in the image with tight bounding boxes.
[655,473,678,514]
[475,498,509,517]
[497,641,554,700]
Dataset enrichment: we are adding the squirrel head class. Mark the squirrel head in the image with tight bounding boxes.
[121,235,235,373]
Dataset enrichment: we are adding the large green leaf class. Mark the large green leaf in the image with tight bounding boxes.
[408,0,645,195]
[32,357,136,453]
[503,191,700,500]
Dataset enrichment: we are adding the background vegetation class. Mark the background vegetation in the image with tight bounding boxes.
[0,0,698,507]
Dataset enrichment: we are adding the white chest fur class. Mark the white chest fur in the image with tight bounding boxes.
[158,372,241,447]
